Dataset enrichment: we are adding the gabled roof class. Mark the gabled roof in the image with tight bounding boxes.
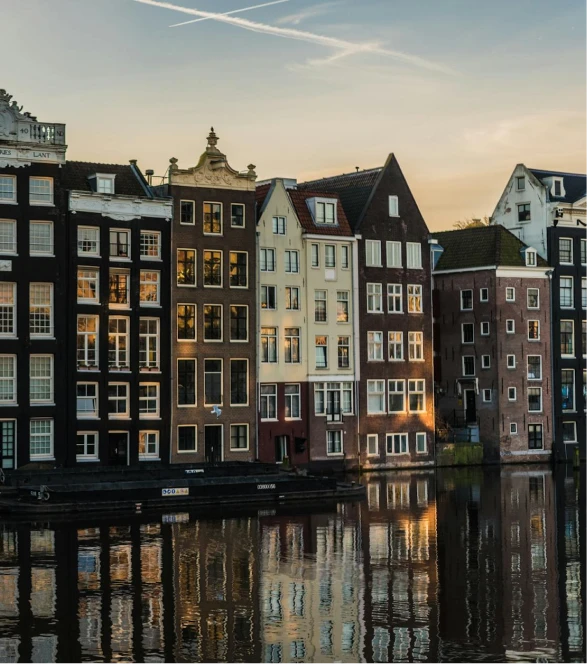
[431,225,549,271]
[287,189,353,237]
[528,168,586,204]
[298,167,382,230]
[255,182,272,220]
[62,161,147,196]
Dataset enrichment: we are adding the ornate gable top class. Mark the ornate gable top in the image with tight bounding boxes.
[0,89,65,147]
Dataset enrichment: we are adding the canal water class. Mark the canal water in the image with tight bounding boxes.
[0,465,584,663]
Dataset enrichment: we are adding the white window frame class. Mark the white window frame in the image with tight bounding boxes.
[508,387,517,401]
[139,270,160,307]
[528,319,540,341]
[407,284,422,314]
[525,249,537,267]
[285,383,301,420]
[341,245,350,269]
[0,176,16,203]
[177,424,197,453]
[284,250,300,274]
[326,430,343,456]
[0,355,17,404]
[139,431,160,460]
[460,289,473,311]
[388,331,403,361]
[507,354,516,369]
[562,421,577,444]
[272,216,286,235]
[0,283,16,338]
[479,288,489,302]
[315,289,327,322]
[462,356,475,377]
[416,432,427,454]
[231,203,245,228]
[108,269,130,308]
[510,423,518,435]
[230,423,249,451]
[527,288,540,309]
[203,249,223,287]
[461,323,474,344]
[506,287,515,302]
[76,432,99,461]
[78,227,100,257]
[261,285,276,311]
[387,284,402,313]
[560,320,574,358]
[108,317,130,368]
[260,247,276,272]
[139,382,160,419]
[29,355,53,404]
[29,221,54,256]
[527,355,542,380]
[482,389,492,403]
[480,321,490,336]
[311,243,320,268]
[559,237,573,265]
[29,283,53,338]
[177,304,196,341]
[203,201,223,235]
[140,231,162,260]
[29,177,54,206]
[336,291,349,322]
[29,419,54,460]
[108,382,130,419]
[284,327,301,364]
[203,359,223,406]
[365,240,382,267]
[386,241,402,268]
[367,283,383,313]
[481,355,491,369]
[315,335,328,369]
[408,379,426,413]
[406,242,422,269]
[203,304,223,343]
[367,331,384,362]
[76,382,99,419]
[179,200,195,225]
[528,386,542,413]
[139,317,160,369]
[386,433,408,456]
[0,219,16,255]
[367,434,379,456]
[506,319,515,334]
[388,379,406,413]
[260,384,278,421]
[109,228,131,261]
[367,379,386,414]
[408,331,424,361]
[388,195,399,217]
[261,327,278,363]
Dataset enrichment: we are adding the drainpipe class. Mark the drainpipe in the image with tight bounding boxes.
[255,229,261,461]
[429,238,438,462]
[353,235,362,464]
[546,269,559,461]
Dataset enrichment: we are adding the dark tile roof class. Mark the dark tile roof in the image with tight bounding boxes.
[255,183,271,220]
[287,189,353,237]
[62,161,147,196]
[298,167,382,230]
[529,168,586,204]
[432,225,549,271]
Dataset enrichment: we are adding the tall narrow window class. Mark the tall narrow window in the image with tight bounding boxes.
[204,359,223,405]
[388,284,402,313]
[408,285,422,313]
[528,387,542,412]
[78,269,99,304]
[324,245,335,268]
[559,238,573,264]
[315,290,327,322]
[177,249,196,285]
[108,317,129,368]
[337,336,350,368]
[203,202,222,234]
[286,286,300,310]
[139,383,160,418]
[177,359,196,406]
[231,203,245,228]
[203,250,222,286]
[140,271,160,305]
[139,318,159,368]
[388,332,403,360]
[327,430,342,455]
[140,231,161,260]
[367,331,383,361]
[108,383,129,418]
[460,289,473,310]
[284,328,300,363]
[462,323,474,344]
[0,220,16,254]
[77,382,98,418]
[337,291,349,322]
[261,285,276,310]
[285,250,300,273]
[560,277,573,308]
[30,355,53,403]
[109,270,130,306]
[180,200,194,225]
[29,221,53,255]
[203,304,223,341]
[260,384,277,420]
[527,356,542,380]
[406,243,422,269]
[29,419,53,459]
[388,380,405,412]
[388,195,399,217]
[0,356,16,403]
[365,240,382,267]
[259,248,275,272]
[177,304,196,340]
[528,424,543,450]
[561,369,575,411]
[230,359,248,405]
[109,229,130,259]
[261,327,278,363]
[367,283,383,313]
[0,175,16,203]
[229,252,248,287]
[272,217,286,234]
[386,241,402,268]
[341,245,350,269]
[517,203,531,222]
[408,379,425,412]
[408,331,423,360]
[230,305,248,341]
[527,288,539,309]
[367,380,385,414]
[0,283,16,337]
[315,336,328,369]
[29,283,53,337]
[311,244,319,267]
[285,384,300,419]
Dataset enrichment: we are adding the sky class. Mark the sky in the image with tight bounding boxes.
[4,0,586,229]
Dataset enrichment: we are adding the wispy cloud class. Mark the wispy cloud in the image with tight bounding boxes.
[170,0,290,28]
[275,1,340,26]
[134,0,457,75]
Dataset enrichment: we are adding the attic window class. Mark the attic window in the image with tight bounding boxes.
[516,176,525,191]
[316,201,335,224]
[98,176,115,194]
[389,195,399,217]
[553,178,562,197]
[525,249,537,267]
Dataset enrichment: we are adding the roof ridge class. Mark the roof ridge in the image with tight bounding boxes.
[300,166,383,184]
[529,168,586,178]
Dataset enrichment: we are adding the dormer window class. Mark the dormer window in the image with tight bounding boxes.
[552,177,564,197]
[389,195,399,217]
[516,176,525,191]
[316,201,335,224]
[525,249,537,267]
[89,173,116,195]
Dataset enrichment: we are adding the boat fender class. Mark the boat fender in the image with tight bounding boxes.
[38,485,50,501]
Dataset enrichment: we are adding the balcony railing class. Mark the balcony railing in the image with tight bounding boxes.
[17,121,66,145]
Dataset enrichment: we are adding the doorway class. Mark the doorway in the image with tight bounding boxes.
[0,420,16,470]
[275,435,288,463]
[205,425,223,464]
[464,390,477,424]
[108,432,129,466]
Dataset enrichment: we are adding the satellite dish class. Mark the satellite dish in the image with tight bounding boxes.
[211,405,222,418]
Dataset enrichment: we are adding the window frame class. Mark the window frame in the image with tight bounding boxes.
[408,331,424,361]
[77,227,100,257]
[406,242,422,269]
[461,323,474,344]
[507,354,516,369]
[139,430,160,460]
[505,287,515,302]
[139,270,161,307]
[29,355,53,404]
[203,249,223,287]
[229,251,248,288]
[408,379,426,413]
[230,304,249,342]
[0,355,17,404]
[367,433,378,456]
[177,358,196,407]
[230,423,249,451]
[29,283,53,338]
[387,283,402,313]
[230,358,249,407]
[386,433,408,456]
[76,431,99,462]
[528,423,543,450]
[481,354,491,369]
[109,228,131,261]
[416,432,427,454]
[527,386,542,413]
[366,283,383,314]
[29,418,54,460]
[560,276,574,309]
[284,327,301,364]
[367,379,386,415]
[177,424,197,453]
[76,381,99,419]
[231,203,245,228]
[139,230,162,261]
[482,389,492,403]
[77,268,99,304]
[388,195,399,217]
[29,221,54,257]
[0,175,16,204]
[560,320,574,357]
[388,331,404,361]
[508,386,517,401]
[108,316,130,368]
[527,355,542,380]
[180,200,195,225]
[203,304,223,342]
[203,358,223,406]
[272,216,286,235]
[480,321,490,336]
[388,379,406,413]
[462,355,475,377]
[261,327,278,364]
[407,284,422,313]
[261,285,277,311]
[139,317,160,370]
[460,289,473,311]
[365,240,382,267]
[285,383,301,420]
[108,269,131,308]
[260,383,278,421]
[203,201,223,235]
[527,288,539,309]
[107,382,130,419]
[284,249,300,274]
[326,430,343,456]
[177,304,196,341]
[0,219,16,255]
[29,177,54,206]
[559,237,573,265]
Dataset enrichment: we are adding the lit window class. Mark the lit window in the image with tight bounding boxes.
[337,336,350,368]
[139,431,159,459]
[388,331,403,361]
[336,291,349,322]
[140,231,161,260]
[140,271,160,306]
[203,202,222,234]
[109,270,130,306]
[177,304,195,340]
[560,321,575,355]
[177,249,196,286]
[230,305,248,342]
[29,177,53,205]
[528,320,540,340]
[315,290,327,321]
[315,336,328,369]
[408,285,422,313]
[203,304,222,341]
[203,250,222,286]
[78,227,100,256]
[0,283,16,337]
[261,327,278,363]
[408,379,425,412]
[285,328,300,363]
[77,269,99,304]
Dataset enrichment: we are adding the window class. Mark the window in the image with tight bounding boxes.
[462,356,475,376]
[0,176,16,203]
[461,290,473,310]
[528,387,542,412]
[462,323,474,344]
[231,203,245,228]
[559,238,573,264]
[203,304,223,341]
[95,175,114,194]
[285,328,301,363]
[406,243,422,269]
[507,354,516,369]
[203,250,222,286]
[387,433,408,455]
[525,249,536,267]
[77,432,98,461]
[229,251,248,287]
[0,283,16,337]
[75,315,98,369]
[337,336,350,368]
[315,336,328,369]
[285,250,300,273]
[177,359,196,406]
[408,380,425,412]
[388,195,399,217]
[581,238,586,265]
[582,278,587,309]
[110,229,130,259]
[560,320,575,357]
[314,382,353,416]
[260,247,275,272]
[178,425,197,452]
[261,285,277,310]
[77,269,99,304]
[366,331,382,361]
[140,231,161,260]
[30,355,53,403]
[416,432,427,454]
[140,271,160,306]
[139,318,159,369]
[506,287,515,302]
[508,387,517,401]
[316,202,335,225]
[230,424,248,450]
[203,202,222,234]
[260,384,277,420]
[365,240,382,267]
[180,200,195,225]
[528,423,543,449]
[109,270,130,306]
[286,286,300,311]
[560,277,573,308]
[510,423,518,435]
[562,422,577,443]
[527,288,539,309]
[77,382,98,418]
[367,283,383,313]
[108,383,129,418]
[177,304,196,340]
[322,245,336,270]
[204,359,222,405]
[408,331,423,360]
[481,355,491,369]
[386,241,402,268]
[0,356,16,403]
[75,228,99,258]
[388,284,402,313]
[388,380,405,413]
[583,321,587,355]
[408,285,422,313]
[230,305,248,341]
[29,221,53,255]
[30,419,53,459]
[311,244,319,268]
[29,177,53,205]
[483,389,492,402]
[367,434,378,456]
[139,431,159,459]
[272,216,286,234]
[176,249,196,286]
[327,430,342,455]
[517,203,531,222]
[528,320,540,340]
[315,290,327,322]
[561,369,575,411]
[0,220,16,254]
[516,176,525,191]
[527,355,542,380]
[367,380,386,414]
[480,287,488,302]
[230,359,248,405]
[29,283,53,337]
[480,321,490,336]
[285,384,301,419]
[341,245,350,269]
[506,319,515,334]
[108,317,129,367]
[388,332,403,361]
[261,327,277,363]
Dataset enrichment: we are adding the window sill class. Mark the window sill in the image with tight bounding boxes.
[177,404,197,408]
[229,447,250,452]
[139,416,161,421]
[177,283,197,288]
[202,285,223,289]
[366,311,384,315]
[230,403,249,408]
[140,369,161,374]
[367,412,387,416]
[77,367,100,372]
[0,200,17,205]
[30,253,55,258]
[409,358,425,363]
[30,336,55,341]
[110,257,132,262]
[140,304,162,308]
[108,416,131,420]
[203,339,224,343]
[29,201,55,207]
[389,358,405,362]
[30,456,55,461]
[78,301,100,306]
[386,452,410,457]
[77,457,99,463]
[31,403,55,407]
[139,457,160,462]
[0,403,18,407]
[140,257,162,262]
[284,418,302,422]
[230,339,250,343]
[260,418,279,422]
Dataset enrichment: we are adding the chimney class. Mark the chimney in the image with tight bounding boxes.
[145,169,154,186]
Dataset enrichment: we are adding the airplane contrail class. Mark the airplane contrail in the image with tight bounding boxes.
[170,0,290,28]
[135,0,457,75]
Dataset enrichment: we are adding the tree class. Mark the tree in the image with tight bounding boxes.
[452,216,490,230]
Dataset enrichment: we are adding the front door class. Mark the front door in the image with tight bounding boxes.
[464,390,477,424]
[205,425,222,464]
[0,420,16,470]
[275,435,288,463]
[108,432,129,466]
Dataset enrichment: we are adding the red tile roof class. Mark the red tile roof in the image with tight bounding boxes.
[255,183,271,219]
[287,189,354,237]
